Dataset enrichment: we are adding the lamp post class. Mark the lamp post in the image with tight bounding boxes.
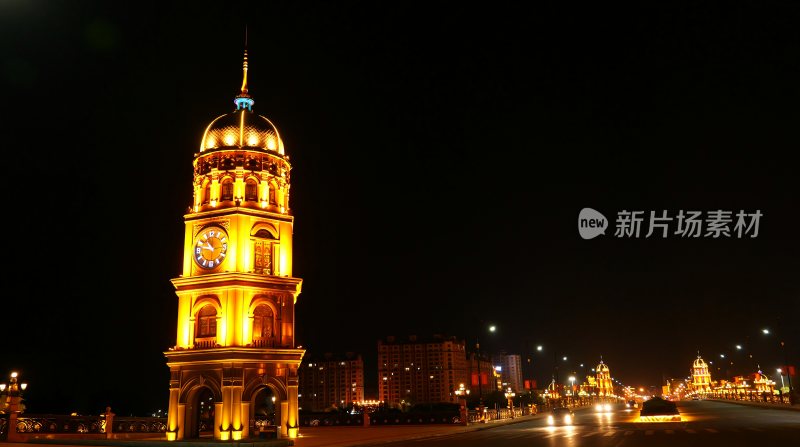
[777,368,786,394]
[1,371,28,442]
[568,376,576,407]
[0,372,27,413]
[764,323,795,405]
[475,324,496,422]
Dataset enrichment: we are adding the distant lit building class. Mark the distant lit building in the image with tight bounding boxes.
[378,335,468,407]
[299,352,365,412]
[492,353,523,392]
[691,355,712,394]
[752,370,776,394]
[581,375,598,396]
[596,360,613,397]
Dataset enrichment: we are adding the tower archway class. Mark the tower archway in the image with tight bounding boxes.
[185,385,216,439]
[252,386,280,435]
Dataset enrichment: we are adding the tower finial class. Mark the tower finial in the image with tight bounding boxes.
[234,26,254,111]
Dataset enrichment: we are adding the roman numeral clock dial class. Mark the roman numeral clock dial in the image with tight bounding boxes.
[194,226,228,269]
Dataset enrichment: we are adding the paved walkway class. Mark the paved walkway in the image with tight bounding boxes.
[290,414,542,447]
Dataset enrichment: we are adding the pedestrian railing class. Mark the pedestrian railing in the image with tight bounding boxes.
[706,392,791,405]
[0,414,166,440]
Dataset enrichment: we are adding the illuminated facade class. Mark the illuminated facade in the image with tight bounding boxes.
[691,355,712,394]
[299,352,365,412]
[378,335,468,407]
[752,370,776,393]
[596,360,613,397]
[163,48,304,440]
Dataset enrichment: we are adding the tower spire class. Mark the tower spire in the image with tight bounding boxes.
[234,26,254,111]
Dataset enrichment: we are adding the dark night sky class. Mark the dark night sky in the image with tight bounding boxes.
[2,1,799,415]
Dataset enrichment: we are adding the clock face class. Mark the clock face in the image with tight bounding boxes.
[194,227,228,269]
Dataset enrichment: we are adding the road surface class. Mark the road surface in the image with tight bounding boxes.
[379,400,799,447]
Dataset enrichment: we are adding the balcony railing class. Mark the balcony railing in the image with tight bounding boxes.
[251,338,275,348]
[194,337,217,349]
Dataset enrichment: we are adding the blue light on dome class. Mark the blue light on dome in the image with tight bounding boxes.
[235,96,254,111]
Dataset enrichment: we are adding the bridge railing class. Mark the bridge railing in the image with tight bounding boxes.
[0,414,166,441]
[706,391,791,405]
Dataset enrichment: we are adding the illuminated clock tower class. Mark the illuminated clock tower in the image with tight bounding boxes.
[596,359,613,397]
[164,48,304,441]
[691,354,712,395]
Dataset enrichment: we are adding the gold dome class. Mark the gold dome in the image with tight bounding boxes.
[199,47,285,155]
[693,357,708,368]
[200,111,285,154]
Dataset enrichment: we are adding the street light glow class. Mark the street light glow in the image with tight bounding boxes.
[537,345,543,351]
[736,345,742,350]
[489,325,496,333]
[563,356,567,361]
[762,329,770,334]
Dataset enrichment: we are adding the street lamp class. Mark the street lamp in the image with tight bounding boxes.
[1,371,28,442]
[568,376,576,406]
[763,323,794,405]
[474,324,497,422]
[777,369,786,393]
[0,372,27,414]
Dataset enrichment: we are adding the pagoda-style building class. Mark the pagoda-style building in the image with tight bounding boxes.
[691,354,712,395]
[752,369,776,394]
[163,46,304,441]
[596,360,613,397]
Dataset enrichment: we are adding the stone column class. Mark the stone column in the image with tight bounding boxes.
[287,382,299,438]
[104,407,115,439]
[167,388,181,440]
[279,400,289,438]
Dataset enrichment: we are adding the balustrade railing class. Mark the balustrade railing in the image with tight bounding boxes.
[707,391,791,404]
[193,338,217,349]
[0,414,166,438]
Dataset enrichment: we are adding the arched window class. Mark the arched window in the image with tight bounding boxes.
[245,180,258,202]
[221,179,234,201]
[252,304,274,343]
[269,184,277,205]
[202,181,211,205]
[196,305,217,338]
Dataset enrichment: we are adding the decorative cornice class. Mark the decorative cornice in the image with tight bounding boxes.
[171,272,302,294]
[164,347,306,366]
